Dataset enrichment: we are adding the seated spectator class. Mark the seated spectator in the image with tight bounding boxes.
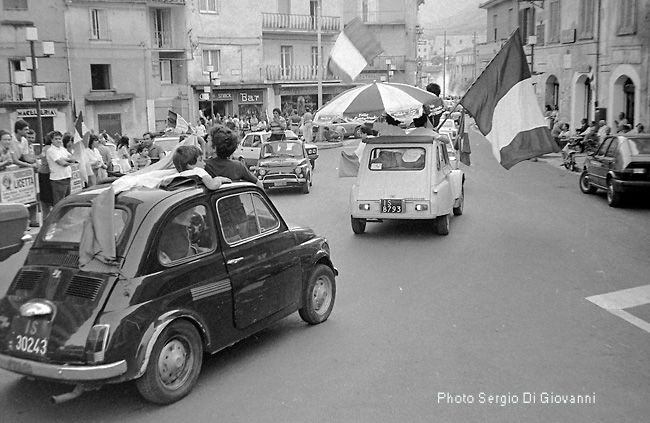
[130,144,151,171]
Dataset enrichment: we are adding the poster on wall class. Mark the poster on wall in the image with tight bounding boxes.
[0,168,37,204]
[70,163,83,194]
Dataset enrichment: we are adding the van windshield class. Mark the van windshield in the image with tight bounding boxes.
[368,147,426,171]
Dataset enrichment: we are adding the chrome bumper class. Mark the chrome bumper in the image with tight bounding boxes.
[0,353,127,381]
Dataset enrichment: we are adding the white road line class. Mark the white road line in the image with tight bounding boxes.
[586,284,650,334]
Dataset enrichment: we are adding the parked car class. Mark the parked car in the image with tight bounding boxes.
[234,130,318,169]
[0,203,30,262]
[0,178,337,404]
[349,133,465,235]
[312,117,364,139]
[579,134,650,207]
[152,134,181,156]
[254,139,313,194]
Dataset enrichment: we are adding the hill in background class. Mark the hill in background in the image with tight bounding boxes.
[419,0,486,36]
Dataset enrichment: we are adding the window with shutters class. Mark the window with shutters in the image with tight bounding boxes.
[278,0,290,14]
[199,0,219,14]
[160,60,172,84]
[3,0,27,10]
[618,0,636,35]
[548,0,561,44]
[90,9,109,40]
[360,0,377,23]
[578,0,595,39]
[281,45,293,78]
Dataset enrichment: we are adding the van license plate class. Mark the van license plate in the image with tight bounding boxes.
[381,199,403,213]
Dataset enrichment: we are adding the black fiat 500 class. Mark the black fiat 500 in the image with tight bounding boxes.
[0,179,337,404]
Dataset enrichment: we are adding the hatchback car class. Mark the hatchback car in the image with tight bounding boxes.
[0,178,337,404]
[234,130,318,169]
[312,117,364,139]
[579,134,650,207]
[255,139,313,194]
[350,133,465,235]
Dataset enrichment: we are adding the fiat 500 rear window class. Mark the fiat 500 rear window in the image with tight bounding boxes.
[42,205,128,244]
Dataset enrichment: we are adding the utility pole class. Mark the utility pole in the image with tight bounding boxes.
[317,0,323,110]
[442,30,446,98]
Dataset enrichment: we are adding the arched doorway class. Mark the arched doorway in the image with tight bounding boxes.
[545,75,559,110]
[574,74,593,122]
[612,75,635,127]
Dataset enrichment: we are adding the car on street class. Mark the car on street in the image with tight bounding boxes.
[152,134,181,156]
[0,178,337,404]
[234,130,318,168]
[254,139,314,194]
[312,117,364,139]
[579,134,650,207]
[0,203,30,262]
[349,132,465,235]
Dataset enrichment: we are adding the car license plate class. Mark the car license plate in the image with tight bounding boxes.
[274,181,287,187]
[381,199,403,213]
[7,316,52,356]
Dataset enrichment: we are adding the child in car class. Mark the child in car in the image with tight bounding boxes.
[172,145,231,190]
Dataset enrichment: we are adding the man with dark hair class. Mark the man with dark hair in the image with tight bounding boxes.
[172,145,230,190]
[425,83,445,128]
[268,108,287,141]
[203,124,262,188]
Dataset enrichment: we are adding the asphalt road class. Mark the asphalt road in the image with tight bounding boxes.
[1,129,649,422]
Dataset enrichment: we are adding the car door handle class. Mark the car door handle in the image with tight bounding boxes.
[227,257,244,265]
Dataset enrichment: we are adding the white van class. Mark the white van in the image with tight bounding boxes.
[349,133,465,235]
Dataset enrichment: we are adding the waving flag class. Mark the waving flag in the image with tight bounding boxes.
[328,17,383,82]
[460,29,559,169]
[167,110,193,134]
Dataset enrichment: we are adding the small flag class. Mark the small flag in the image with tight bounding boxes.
[456,110,471,166]
[167,110,193,134]
[72,111,91,184]
[460,28,559,169]
[74,111,90,145]
[327,17,383,82]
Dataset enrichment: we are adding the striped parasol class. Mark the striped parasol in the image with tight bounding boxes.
[314,82,440,123]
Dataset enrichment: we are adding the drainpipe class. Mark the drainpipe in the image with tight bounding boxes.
[594,0,602,123]
[63,1,75,131]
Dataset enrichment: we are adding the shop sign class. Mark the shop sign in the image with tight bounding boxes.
[0,168,37,204]
[239,91,263,104]
[216,92,232,100]
[17,108,58,117]
[70,163,83,194]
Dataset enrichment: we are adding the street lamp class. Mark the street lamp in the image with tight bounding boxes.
[206,65,214,121]
[25,27,53,149]
[528,35,537,74]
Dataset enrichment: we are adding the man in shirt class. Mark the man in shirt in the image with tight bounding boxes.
[425,83,445,128]
[143,132,164,164]
[46,131,76,206]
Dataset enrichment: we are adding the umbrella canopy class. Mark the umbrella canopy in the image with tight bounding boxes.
[314,82,440,123]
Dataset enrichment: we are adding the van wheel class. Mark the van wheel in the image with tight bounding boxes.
[136,321,203,405]
[351,217,366,234]
[435,214,450,235]
[453,187,464,216]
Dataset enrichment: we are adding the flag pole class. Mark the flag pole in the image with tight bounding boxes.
[317,0,323,110]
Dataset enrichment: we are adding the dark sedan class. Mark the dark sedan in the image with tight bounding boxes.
[0,178,337,404]
[579,134,650,207]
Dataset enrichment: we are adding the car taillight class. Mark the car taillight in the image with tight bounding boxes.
[85,324,110,364]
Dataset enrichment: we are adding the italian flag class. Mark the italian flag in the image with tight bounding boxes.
[327,18,383,83]
[460,28,560,169]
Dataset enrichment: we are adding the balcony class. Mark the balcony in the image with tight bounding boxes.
[0,82,70,103]
[262,13,341,34]
[266,65,340,82]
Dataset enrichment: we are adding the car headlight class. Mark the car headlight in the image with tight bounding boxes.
[258,168,267,176]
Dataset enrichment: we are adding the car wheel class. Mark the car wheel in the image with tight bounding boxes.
[435,214,450,235]
[353,126,362,138]
[136,320,203,405]
[606,179,623,207]
[299,264,336,325]
[579,171,597,194]
[453,187,464,216]
[351,217,366,234]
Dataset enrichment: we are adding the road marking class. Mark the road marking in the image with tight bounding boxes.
[586,284,650,334]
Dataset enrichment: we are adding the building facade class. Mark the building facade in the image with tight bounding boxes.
[479,0,650,131]
[2,0,426,138]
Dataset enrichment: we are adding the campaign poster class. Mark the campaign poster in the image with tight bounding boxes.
[0,168,37,204]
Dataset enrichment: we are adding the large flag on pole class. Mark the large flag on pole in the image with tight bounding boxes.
[327,17,383,82]
[460,28,559,169]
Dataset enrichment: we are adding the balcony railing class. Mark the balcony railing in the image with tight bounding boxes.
[263,13,341,33]
[266,65,340,82]
[0,82,70,102]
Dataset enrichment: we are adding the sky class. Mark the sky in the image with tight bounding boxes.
[419,0,485,32]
